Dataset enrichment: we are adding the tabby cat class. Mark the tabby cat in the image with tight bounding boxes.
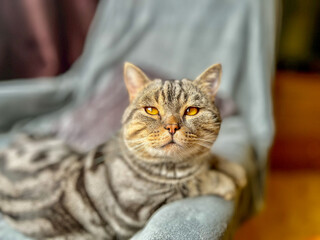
[0,62,246,240]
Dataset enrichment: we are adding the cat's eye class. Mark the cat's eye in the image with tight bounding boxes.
[185,107,199,116]
[145,107,159,115]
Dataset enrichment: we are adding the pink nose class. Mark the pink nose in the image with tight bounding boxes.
[165,124,180,135]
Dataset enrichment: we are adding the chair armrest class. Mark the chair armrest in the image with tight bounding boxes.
[132,196,235,240]
[0,215,32,240]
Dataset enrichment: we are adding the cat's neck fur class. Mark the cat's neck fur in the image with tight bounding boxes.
[118,130,209,184]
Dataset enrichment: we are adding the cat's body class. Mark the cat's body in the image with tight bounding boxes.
[0,63,246,240]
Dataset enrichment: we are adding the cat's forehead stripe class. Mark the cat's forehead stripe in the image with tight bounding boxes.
[159,80,188,105]
[141,78,208,111]
[154,89,160,103]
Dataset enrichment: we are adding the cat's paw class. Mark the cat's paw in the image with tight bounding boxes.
[227,162,247,189]
[214,158,247,189]
[208,171,237,200]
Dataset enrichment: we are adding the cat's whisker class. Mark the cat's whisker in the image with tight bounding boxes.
[197,138,214,142]
[125,138,147,143]
[129,143,147,151]
[195,142,212,150]
[195,141,214,147]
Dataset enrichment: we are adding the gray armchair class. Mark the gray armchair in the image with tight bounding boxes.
[0,0,276,239]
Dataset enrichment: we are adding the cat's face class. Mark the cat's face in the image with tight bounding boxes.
[122,63,221,162]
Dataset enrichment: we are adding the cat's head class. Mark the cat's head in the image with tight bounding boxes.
[122,62,221,162]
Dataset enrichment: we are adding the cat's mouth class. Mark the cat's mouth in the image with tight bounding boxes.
[161,139,181,148]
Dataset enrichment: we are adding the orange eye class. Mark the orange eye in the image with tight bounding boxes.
[145,107,159,115]
[185,107,199,116]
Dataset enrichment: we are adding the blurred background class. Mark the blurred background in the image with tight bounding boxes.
[236,0,320,239]
[0,0,319,239]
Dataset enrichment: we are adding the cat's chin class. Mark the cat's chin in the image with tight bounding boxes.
[160,142,182,153]
[147,144,202,161]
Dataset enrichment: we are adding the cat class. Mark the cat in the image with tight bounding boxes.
[0,62,246,240]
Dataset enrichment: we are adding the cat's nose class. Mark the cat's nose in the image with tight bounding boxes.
[165,124,180,135]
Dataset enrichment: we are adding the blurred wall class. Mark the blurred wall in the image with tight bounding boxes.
[277,0,320,72]
[271,72,320,170]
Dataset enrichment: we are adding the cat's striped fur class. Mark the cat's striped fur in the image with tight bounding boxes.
[0,63,246,239]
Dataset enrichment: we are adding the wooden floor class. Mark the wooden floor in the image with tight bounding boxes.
[235,171,320,240]
[235,72,320,240]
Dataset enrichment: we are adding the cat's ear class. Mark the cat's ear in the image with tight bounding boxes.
[124,62,151,102]
[194,63,222,100]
